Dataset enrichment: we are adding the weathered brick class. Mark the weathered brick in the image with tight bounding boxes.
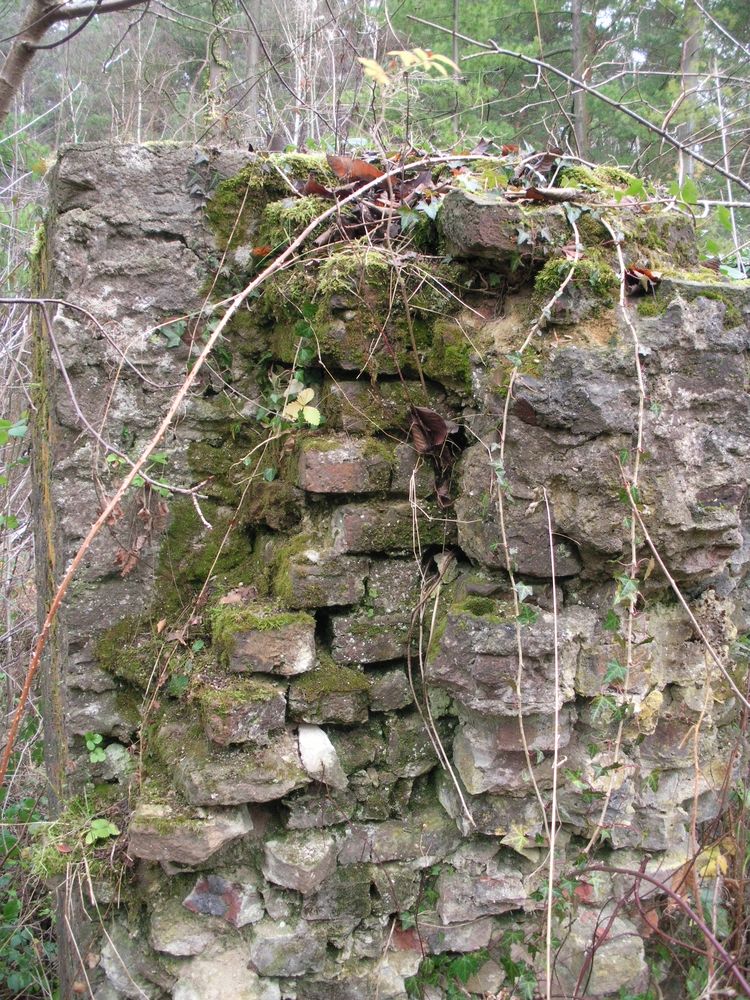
[197,678,287,746]
[273,545,368,609]
[289,660,370,724]
[332,501,455,554]
[297,437,394,494]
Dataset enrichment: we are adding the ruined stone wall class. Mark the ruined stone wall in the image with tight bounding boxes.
[34,143,750,1000]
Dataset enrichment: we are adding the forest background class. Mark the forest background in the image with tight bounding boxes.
[1,1,750,998]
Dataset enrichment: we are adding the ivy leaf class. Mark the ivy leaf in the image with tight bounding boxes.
[604,659,627,685]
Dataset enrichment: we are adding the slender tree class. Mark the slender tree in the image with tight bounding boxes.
[0,0,149,125]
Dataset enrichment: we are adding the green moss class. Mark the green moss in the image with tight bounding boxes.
[317,245,391,299]
[211,603,313,663]
[96,617,163,688]
[204,154,334,251]
[156,499,253,615]
[637,295,668,318]
[196,676,280,716]
[258,195,330,249]
[452,595,513,623]
[558,164,640,191]
[292,655,369,701]
[422,320,472,391]
[534,254,618,303]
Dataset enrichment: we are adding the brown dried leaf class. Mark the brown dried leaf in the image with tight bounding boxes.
[410,405,450,453]
[326,153,384,183]
[156,618,167,634]
[114,547,139,577]
[301,174,335,199]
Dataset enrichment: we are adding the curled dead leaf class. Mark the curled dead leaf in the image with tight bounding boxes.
[326,153,384,183]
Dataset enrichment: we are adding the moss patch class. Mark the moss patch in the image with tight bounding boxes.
[211,603,314,662]
[534,254,618,303]
[96,617,164,689]
[291,655,369,701]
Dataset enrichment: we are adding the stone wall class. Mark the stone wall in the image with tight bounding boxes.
[33,143,750,999]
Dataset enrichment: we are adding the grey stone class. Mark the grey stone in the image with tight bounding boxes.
[128,800,252,866]
[368,667,413,711]
[99,917,172,999]
[198,678,287,746]
[158,721,310,805]
[274,547,368,609]
[338,808,461,866]
[262,829,338,893]
[426,605,593,715]
[552,908,648,998]
[289,665,370,725]
[417,911,494,954]
[436,866,527,922]
[302,864,372,924]
[248,917,328,977]
[223,617,316,677]
[173,944,281,1000]
[149,898,219,956]
[384,712,441,778]
[441,189,568,262]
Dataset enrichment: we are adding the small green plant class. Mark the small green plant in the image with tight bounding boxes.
[405,949,489,999]
[84,818,120,846]
[83,732,106,764]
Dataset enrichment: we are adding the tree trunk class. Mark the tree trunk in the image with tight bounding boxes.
[571,0,589,157]
[678,0,701,181]
[0,0,148,127]
[0,2,58,124]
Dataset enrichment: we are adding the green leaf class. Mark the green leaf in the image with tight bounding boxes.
[602,609,619,632]
[167,674,190,698]
[0,514,19,530]
[604,659,627,685]
[262,466,278,482]
[717,204,733,232]
[399,911,415,929]
[191,639,205,653]
[517,604,538,626]
[680,178,699,205]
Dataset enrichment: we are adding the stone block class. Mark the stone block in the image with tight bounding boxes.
[274,545,368,609]
[289,661,370,724]
[338,808,461,866]
[368,667,413,711]
[384,712,441,778]
[552,908,648,999]
[149,897,218,956]
[182,871,264,928]
[248,918,328,977]
[262,829,338,893]
[284,784,356,829]
[213,605,316,676]
[173,944,281,1000]
[197,678,287,746]
[330,558,423,663]
[436,867,527,922]
[426,605,593,715]
[332,501,455,554]
[297,437,394,493]
[128,799,252,866]
[157,720,309,805]
[417,911,494,954]
[302,864,372,924]
[330,612,411,663]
